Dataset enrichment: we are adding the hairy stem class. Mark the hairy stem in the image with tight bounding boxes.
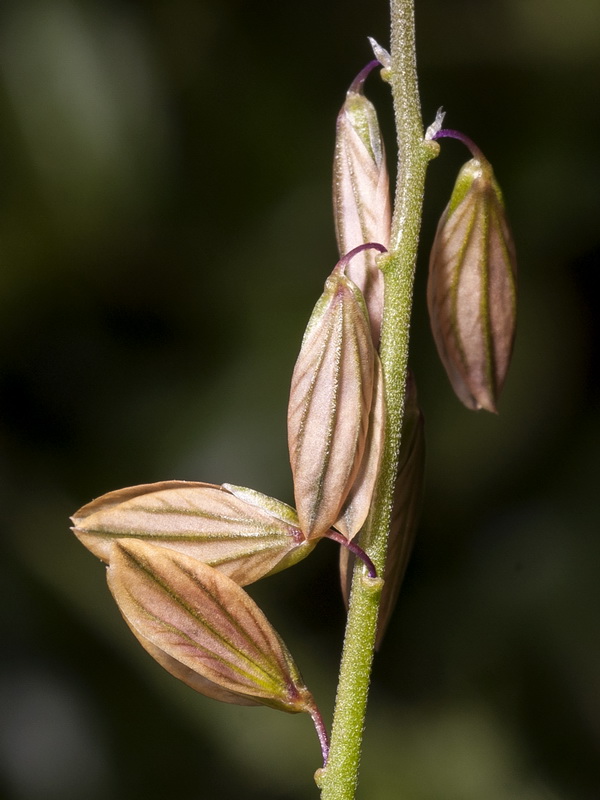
[318,1,434,798]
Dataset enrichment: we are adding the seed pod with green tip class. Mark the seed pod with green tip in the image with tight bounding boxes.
[340,371,424,648]
[333,61,391,345]
[106,539,328,756]
[427,156,517,412]
[288,244,385,541]
[71,480,318,586]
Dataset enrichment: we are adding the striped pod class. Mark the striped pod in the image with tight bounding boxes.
[427,157,517,412]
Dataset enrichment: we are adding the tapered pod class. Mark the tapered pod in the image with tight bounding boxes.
[428,156,517,412]
[333,61,391,345]
[107,539,319,716]
[72,480,318,586]
[288,245,385,541]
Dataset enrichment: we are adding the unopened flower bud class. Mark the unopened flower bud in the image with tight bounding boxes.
[71,480,318,586]
[427,156,517,412]
[107,539,319,716]
[288,245,384,540]
[333,62,391,345]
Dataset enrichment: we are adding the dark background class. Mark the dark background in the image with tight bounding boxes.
[1,1,599,798]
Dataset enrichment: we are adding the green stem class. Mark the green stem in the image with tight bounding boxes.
[318,2,435,798]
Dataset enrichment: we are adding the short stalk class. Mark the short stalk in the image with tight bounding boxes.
[318,1,435,798]
[309,703,331,767]
[432,128,487,162]
[325,530,377,579]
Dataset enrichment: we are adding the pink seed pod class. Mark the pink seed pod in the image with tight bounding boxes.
[427,157,517,412]
[288,244,385,541]
[71,480,318,586]
[108,538,317,714]
[333,61,391,346]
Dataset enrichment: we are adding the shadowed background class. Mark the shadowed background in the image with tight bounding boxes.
[1,1,599,798]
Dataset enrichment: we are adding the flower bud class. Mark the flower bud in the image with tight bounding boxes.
[427,157,517,412]
[288,250,380,540]
[107,539,318,714]
[333,62,391,345]
[340,372,424,648]
[71,480,318,586]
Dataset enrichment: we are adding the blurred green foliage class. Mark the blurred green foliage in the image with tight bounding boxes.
[1,1,599,798]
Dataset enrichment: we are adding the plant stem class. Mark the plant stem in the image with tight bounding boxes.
[318,2,434,798]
